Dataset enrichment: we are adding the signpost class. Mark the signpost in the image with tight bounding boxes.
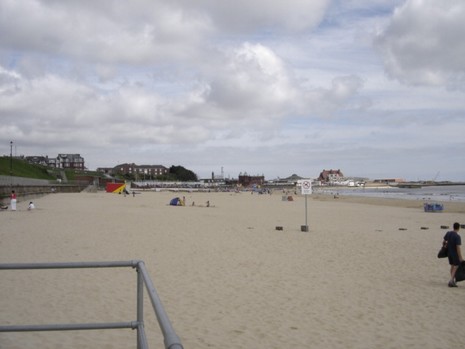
[300,180,312,232]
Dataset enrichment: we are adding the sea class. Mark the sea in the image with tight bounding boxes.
[313,185,465,203]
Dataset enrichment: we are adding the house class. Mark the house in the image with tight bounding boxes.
[318,169,344,183]
[96,167,114,175]
[25,154,85,170]
[25,156,49,166]
[56,154,85,170]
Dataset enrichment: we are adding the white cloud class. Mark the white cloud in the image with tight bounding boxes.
[0,1,464,181]
[375,0,465,88]
[203,43,297,120]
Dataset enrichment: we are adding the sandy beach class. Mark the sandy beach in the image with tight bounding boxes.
[1,191,465,349]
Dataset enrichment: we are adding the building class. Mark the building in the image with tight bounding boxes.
[47,157,58,168]
[96,167,113,175]
[238,173,265,187]
[25,154,85,170]
[56,154,85,170]
[373,178,404,184]
[318,169,344,183]
[25,156,49,166]
[113,163,169,178]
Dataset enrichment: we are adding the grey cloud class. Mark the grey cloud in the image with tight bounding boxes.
[0,0,212,65]
[175,0,330,32]
[375,0,465,88]
[0,0,329,68]
[300,75,365,118]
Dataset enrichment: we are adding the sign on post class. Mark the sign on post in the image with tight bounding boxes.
[300,180,312,232]
[300,180,312,195]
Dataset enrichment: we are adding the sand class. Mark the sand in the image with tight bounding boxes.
[1,190,465,349]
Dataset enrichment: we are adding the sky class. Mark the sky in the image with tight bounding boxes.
[1,0,464,181]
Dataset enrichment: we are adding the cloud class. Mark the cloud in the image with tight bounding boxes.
[175,0,330,32]
[1,1,464,181]
[201,43,297,121]
[375,0,465,88]
[0,0,329,70]
[0,0,212,66]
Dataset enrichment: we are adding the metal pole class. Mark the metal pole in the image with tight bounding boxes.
[0,260,140,270]
[305,194,308,227]
[137,268,145,349]
[10,141,13,176]
[138,261,184,349]
[0,322,138,332]
[137,323,149,349]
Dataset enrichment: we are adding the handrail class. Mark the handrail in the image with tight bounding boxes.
[0,260,184,349]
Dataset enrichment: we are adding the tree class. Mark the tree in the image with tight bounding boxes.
[168,165,198,181]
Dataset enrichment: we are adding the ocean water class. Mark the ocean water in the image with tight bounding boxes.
[313,185,465,203]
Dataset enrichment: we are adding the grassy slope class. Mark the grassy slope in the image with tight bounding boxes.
[0,157,102,180]
[0,156,55,179]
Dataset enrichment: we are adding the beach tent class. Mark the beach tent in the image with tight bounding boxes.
[169,197,182,206]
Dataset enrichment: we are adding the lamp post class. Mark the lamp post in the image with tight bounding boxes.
[10,141,13,176]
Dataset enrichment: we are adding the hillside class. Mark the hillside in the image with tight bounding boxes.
[0,156,57,180]
[0,157,99,181]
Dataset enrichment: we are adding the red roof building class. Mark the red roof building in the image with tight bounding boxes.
[318,169,344,183]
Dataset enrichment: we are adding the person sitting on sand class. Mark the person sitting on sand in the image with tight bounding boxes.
[28,202,35,210]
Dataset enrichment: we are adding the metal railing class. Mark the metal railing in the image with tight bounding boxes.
[0,260,184,349]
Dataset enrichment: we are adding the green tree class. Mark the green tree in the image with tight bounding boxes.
[168,165,198,181]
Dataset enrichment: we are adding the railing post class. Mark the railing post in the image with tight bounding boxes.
[137,265,146,349]
[137,261,184,349]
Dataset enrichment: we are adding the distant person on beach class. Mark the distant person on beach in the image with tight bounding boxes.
[28,202,35,210]
[443,222,463,287]
[10,190,17,211]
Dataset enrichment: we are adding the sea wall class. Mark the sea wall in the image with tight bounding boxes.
[0,175,87,204]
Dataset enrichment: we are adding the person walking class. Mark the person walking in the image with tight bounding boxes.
[443,222,463,287]
[10,190,17,211]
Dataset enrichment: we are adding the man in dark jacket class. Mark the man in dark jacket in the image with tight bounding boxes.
[443,222,463,287]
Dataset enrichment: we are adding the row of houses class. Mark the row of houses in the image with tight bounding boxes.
[97,167,344,186]
[25,154,85,170]
[22,153,349,186]
[24,155,169,179]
